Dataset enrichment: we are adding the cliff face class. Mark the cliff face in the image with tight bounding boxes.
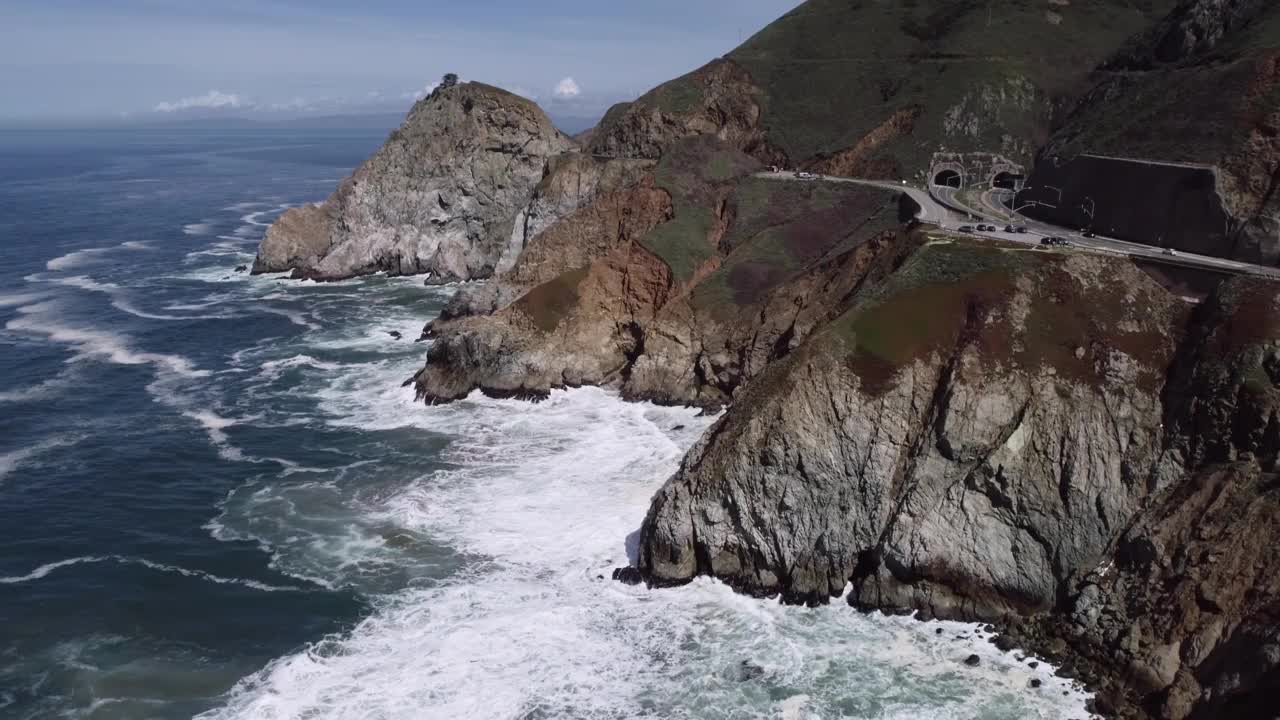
[253,82,574,282]
[414,136,913,407]
[639,245,1187,610]
[636,265,1280,718]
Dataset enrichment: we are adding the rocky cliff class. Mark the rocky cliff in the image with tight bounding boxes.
[384,3,1280,718]
[635,260,1280,718]
[253,82,574,282]
[414,136,915,407]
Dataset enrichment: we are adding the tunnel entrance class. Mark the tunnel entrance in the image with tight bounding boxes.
[933,169,962,188]
[992,171,1024,190]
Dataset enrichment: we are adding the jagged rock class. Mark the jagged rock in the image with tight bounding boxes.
[433,160,664,325]
[253,82,574,281]
[611,566,644,586]
[639,246,1185,613]
[964,655,982,667]
[234,265,248,272]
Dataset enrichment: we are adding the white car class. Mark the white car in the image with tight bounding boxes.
[1163,248,1178,256]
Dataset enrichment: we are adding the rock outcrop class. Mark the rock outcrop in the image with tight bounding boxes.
[438,152,657,321]
[253,82,574,281]
[414,136,914,407]
[638,245,1188,610]
[635,260,1280,718]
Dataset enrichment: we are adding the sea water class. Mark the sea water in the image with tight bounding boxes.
[0,128,1092,719]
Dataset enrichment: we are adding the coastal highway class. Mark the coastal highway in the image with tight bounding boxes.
[754,171,1280,280]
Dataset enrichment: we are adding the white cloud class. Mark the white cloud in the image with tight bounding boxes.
[268,96,311,112]
[153,90,248,113]
[553,77,581,99]
[400,82,440,102]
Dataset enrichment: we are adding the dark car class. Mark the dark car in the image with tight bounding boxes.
[1004,225,1014,233]
[959,225,974,233]
[1082,230,1096,238]
[1015,226,1028,234]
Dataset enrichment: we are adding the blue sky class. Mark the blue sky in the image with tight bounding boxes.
[0,0,803,122]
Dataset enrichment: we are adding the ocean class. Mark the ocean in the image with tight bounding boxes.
[0,128,1091,720]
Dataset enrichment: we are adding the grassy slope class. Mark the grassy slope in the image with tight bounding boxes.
[1049,6,1280,164]
[691,178,899,314]
[820,239,1177,395]
[726,0,1176,172]
[638,136,761,283]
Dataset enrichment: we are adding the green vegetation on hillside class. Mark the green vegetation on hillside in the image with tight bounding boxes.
[638,136,761,282]
[824,240,1179,395]
[722,0,1176,169]
[692,178,898,314]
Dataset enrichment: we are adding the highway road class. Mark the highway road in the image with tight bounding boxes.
[754,171,1280,280]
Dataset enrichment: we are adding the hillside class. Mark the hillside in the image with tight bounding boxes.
[1028,0,1280,264]
[590,0,1177,179]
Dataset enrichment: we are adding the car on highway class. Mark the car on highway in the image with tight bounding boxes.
[1163,248,1178,256]
[1015,226,1028,234]
[1004,225,1015,233]
[959,225,974,233]
[794,171,818,180]
[1082,230,1096,238]
[1040,236,1070,247]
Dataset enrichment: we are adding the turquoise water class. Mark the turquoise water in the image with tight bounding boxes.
[0,128,1091,720]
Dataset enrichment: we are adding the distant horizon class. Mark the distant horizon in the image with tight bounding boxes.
[0,0,804,124]
[0,100,606,135]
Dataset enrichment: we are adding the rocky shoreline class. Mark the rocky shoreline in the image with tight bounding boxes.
[254,1,1280,717]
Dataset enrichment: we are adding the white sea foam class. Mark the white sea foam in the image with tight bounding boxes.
[0,556,107,583]
[45,241,150,271]
[180,409,303,469]
[254,355,344,384]
[46,247,110,271]
[203,387,1093,720]
[0,365,83,404]
[0,435,82,483]
[49,275,233,321]
[7,301,209,378]
[225,202,268,213]
[0,290,49,308]
[183,223,214,236]
[0,555,303,592]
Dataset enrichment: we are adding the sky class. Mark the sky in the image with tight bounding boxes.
[0,0,804,124]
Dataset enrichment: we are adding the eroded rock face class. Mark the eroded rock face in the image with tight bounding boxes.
[439,154,659,321]
[634,259,1280,718]
[414,138,912,407]
[588,59,784,166]
[638,247,1187,613]
[253,82,574,281]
